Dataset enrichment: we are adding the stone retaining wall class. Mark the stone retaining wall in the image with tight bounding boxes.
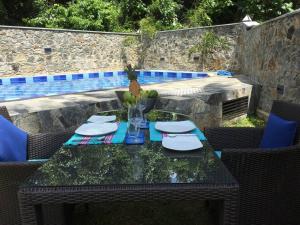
[0,26,139,76]
[143,23,242,72]
[237,10,300,113]
[1,10,300,117]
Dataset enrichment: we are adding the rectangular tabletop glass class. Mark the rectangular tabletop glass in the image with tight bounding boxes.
[22,110,237,188]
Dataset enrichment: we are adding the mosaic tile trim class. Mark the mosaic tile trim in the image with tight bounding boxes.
[0,70,208,86]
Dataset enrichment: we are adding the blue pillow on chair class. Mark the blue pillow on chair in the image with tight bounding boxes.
[0,116,28,161]
[260,113,297,149]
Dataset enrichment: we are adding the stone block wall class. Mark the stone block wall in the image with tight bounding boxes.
[237,10,300,113]
[142,23,242,72]
[0,26,139,77]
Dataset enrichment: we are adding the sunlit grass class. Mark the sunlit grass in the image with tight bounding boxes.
[223,116,265,128]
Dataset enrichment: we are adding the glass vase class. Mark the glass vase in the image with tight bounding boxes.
[127,105,142,138]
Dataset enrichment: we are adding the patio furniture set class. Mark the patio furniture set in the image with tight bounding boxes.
[0,101,299,225]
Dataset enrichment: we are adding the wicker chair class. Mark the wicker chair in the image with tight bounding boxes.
[205,100,300,225]
[0,106,73,225]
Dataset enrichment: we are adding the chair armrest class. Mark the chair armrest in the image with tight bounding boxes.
[204,127,264,149]
[221,145,300,224]
[222,144,300,183]
[0,161,43,225]
[27,128,74,160]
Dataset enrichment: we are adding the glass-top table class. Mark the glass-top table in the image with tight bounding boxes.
[18,110,239,225]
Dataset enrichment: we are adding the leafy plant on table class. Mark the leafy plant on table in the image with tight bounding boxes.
[124,64,142,97]
[122,90,158,108]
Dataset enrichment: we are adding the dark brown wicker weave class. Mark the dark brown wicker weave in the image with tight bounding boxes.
[0,106,74,225]
[205,100,300,225]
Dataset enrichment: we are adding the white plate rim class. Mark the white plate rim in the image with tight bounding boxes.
[155,121,196,133]
[162,135,203,151]
[75,122,118,136]
[87,115,116,123]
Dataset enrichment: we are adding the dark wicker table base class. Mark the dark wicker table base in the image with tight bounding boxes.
[18,185,239,225]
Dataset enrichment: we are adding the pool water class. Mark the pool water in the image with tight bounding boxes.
[0,70,208,102]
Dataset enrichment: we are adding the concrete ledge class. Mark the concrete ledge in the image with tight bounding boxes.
[2,75,253,133]
[0,25,139,36]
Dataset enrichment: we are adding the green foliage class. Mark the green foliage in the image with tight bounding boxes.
[143,90,158,98]
[147,0,181,28]
[189,31,230,70]
[1,0,296,31]
[186,0,233,27]
[240,0,294,22]
[0,0,8,23]
[122,89,158,107]
[116,0,148,30]
[139,17,157,40]
[124,64,137,81]
[123,91,138,106]
[25,0,121,31]
[186,6,212,27]
[223,116,265,127]
[122,36,140,47]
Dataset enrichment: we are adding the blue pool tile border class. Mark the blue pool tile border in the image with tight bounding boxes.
[104,72,113,77]
[72,74,84,80]
[89,72,99,78]
[197,73,208,77]
[10,77,26,84]
[0,70,210,87]
[118,71,126,76]
[167,72,177,78]
[155,72,163,77]
[33,76,47,83]
[54,75,66,81]
[144,71,152,77]
[182,73,192,78]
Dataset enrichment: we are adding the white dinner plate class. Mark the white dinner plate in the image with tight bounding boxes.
[155,121,196,133]
[87,115,116,123]
[75,122,118,136]
[162,135,203,151]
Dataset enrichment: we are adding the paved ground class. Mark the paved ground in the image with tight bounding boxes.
[1,74,252,116]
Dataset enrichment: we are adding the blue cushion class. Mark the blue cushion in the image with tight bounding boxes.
[0,116,28,161]
[259,113,297,149]
[217,70,234,76]
[214,150,222,159]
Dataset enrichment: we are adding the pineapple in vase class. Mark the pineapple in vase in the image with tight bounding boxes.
[124,64,141,97]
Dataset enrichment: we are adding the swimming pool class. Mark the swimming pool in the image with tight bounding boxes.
[0,70,208,102]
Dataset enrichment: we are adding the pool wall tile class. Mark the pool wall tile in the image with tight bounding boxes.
[47,75,54,82]
[167,72,177,78]
[155,72,163,77]
[2,78,10,85]
[89,72,99,78]
[10,77,26,84]
[197,73,208,77]
[118,71,126,76]
[98,72,104,78]
[54,75,66,81]
[72,74,84,80]
[104,72,113,77]
[144,71,152,77]
[66,74,72,81]
[25,77,34,84]
[182,73,192,78]
[33,76,47,83]
[83,73,89,79]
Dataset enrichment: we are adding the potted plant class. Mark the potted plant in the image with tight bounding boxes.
[115,64,158,112]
